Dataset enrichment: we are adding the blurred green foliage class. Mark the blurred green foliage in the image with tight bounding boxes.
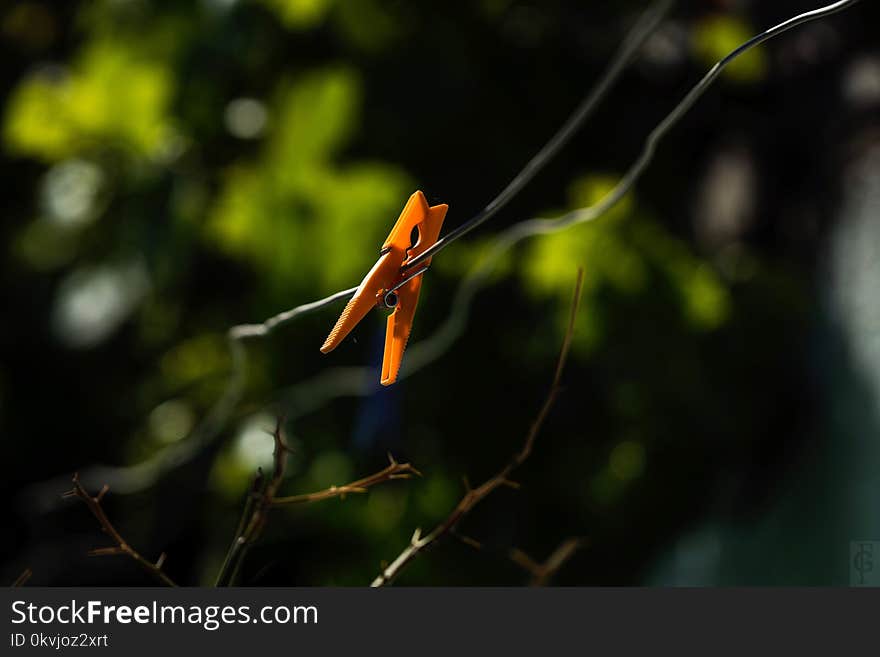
[262,0,332,30]
[693,15,767,82]
[5,39,175,161]
[207,69,412,295]
[524,175,730,351]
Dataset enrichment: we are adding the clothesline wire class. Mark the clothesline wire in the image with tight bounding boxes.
[403,0,862,271]
[401,0,674,271]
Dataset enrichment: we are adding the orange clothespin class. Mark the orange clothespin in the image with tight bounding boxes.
[320,190,448,386]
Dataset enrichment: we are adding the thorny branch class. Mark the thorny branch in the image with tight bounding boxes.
[215,416,291,586]
[63,474,177,587]
[370,268,585,587]
[215,417,420,585]
[272,454,420,505]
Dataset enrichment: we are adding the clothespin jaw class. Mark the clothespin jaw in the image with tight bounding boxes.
[320,190,448,386]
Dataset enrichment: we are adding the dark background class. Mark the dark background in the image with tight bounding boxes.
[2,0,879,586]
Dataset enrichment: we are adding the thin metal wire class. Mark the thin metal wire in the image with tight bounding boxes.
[228,286,360,340]
[271,0,867,397]
[402,0,674,272]
[405,0,863,271]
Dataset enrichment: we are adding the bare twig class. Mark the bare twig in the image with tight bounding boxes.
[215,417,290,586]
[214,420,419,585]
[371,268,585,586]
[11,568,32,587]
[272,453,420,505]
[63,474,177,587]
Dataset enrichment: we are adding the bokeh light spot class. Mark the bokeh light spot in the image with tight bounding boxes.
[41,159,105,227]
[51,260,149,348]
[224,98,268,139]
